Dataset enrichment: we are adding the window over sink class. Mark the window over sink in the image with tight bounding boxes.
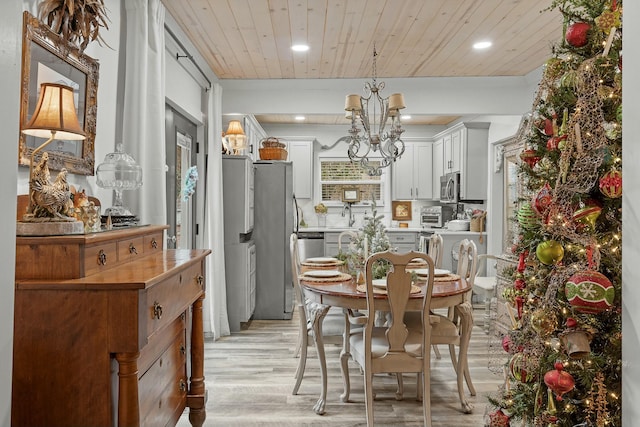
[319,159,385,206]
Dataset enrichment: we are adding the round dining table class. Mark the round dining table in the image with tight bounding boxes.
[299,274,474,415]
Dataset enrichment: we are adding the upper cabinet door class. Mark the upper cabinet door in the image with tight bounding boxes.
[392,141,432,200]
[432,138,444,199]
[392,144,415,200]
[288,139,314,199]
[414,143,433,200]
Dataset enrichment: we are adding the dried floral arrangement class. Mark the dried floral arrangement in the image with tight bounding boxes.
[38,0,110,52]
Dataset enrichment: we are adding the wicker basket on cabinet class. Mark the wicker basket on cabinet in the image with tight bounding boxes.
[259,137,288,160]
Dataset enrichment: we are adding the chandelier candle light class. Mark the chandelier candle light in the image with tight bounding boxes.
[344,47,406,176]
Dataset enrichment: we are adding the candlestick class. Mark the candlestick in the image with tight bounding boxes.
[364,235,369,260]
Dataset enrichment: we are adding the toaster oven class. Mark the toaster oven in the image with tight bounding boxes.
[420,206,454,228]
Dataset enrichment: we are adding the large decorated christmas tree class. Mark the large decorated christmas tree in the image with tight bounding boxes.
[487,1,622,426]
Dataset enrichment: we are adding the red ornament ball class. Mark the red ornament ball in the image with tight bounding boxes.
[566,22,591,47]
[599,169,622,198]
[544,362,575,400]
[565,270,614,314]
[487,409,511,427]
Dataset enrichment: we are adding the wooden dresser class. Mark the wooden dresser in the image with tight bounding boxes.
[12,225,211,427]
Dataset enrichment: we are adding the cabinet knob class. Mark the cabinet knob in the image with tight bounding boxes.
[97,249,107,265]
[153,301,163,320]
[150,238,158,249]
[129,243,137,254]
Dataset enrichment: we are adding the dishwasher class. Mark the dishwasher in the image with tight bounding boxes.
[296,231,325,261]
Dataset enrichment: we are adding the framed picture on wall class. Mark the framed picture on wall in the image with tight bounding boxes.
[392,200,412,221]
[342,188,360,203]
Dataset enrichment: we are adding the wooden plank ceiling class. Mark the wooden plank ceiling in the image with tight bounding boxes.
[162,0,563,125]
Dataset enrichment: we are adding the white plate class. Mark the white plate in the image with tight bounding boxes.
[372,279,387,289]
[305,257,339,264]
[303,270,342,278]
[413,268,451,277]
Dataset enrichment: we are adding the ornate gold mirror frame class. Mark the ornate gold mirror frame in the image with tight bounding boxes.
[19,11,99,176]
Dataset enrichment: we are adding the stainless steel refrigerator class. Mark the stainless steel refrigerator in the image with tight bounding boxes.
[253,161,294,320]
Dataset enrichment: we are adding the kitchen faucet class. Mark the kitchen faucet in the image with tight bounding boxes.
[342,203,356,228]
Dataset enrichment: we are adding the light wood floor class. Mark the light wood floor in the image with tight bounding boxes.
[178,307,505,426]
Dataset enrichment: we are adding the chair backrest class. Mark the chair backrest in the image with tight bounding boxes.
[456,239,478,287]
[427,234,444,268]
[338,230,358,252]
[290,233,306,313]
[363,250,435,372]
[476,254,499,278]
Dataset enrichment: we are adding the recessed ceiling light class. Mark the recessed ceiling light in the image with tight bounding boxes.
[291,44,309,52]
[295,116,306,121]
[473,41,492,50]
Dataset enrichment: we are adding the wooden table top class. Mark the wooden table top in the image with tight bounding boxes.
[300,275,470,302]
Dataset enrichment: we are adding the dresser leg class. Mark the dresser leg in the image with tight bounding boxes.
[116,352,140,427]
[188,294,207,427]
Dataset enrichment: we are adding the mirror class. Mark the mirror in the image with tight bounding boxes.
[18,11,99,175]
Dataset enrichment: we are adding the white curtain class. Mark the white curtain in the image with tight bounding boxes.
[121,0,166,226]
[203,83,230,339]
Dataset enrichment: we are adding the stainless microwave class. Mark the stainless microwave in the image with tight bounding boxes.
[440,172,460,204]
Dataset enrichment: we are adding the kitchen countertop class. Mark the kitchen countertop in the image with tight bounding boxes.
[298,227,485,235]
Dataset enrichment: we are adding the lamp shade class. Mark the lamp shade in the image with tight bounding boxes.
[22,83,86,140]
[225,120,245,136]
[225,119,247,152]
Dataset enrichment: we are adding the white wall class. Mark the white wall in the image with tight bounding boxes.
[622,1,639,424]
[0,1,22,423]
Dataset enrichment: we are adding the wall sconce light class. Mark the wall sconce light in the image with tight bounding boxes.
[224,120,247,155]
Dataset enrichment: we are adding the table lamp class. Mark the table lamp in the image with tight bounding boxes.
[21,82,86,220]
[224,120,247,155]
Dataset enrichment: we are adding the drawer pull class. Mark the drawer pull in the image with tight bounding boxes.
[97,250,107,265]
[179,379,187,392]
[180,345,186,356]
[153,301,163,320]
[129,243,137,254]
[196,275,204,289]
[151,238,158,249]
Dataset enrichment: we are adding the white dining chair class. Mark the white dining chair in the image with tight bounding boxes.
[401,238,477,406]
[345,250,439,427]
[473,254,499,333]
[290,233,359,396]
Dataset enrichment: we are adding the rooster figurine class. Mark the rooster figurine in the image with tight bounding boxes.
[30,166,75,220]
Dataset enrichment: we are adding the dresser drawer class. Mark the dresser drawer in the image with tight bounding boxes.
[143,232,163,254]
[83,242,118,277]
[117,236,145,263]
[138,327,187,427]
[145,263,204,341]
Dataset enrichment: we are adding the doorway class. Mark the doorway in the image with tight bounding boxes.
[165,105,198,249]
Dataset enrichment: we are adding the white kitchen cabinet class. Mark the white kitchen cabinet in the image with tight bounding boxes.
[443,131,461,174]
[388,231,418,253]
[433,122,490,201]
[242,115,267,161]
[287,138,314,199]
[392,141,433,200]
[432,138,444,199]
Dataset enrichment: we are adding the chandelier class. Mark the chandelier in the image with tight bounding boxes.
[344,47,406,176]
